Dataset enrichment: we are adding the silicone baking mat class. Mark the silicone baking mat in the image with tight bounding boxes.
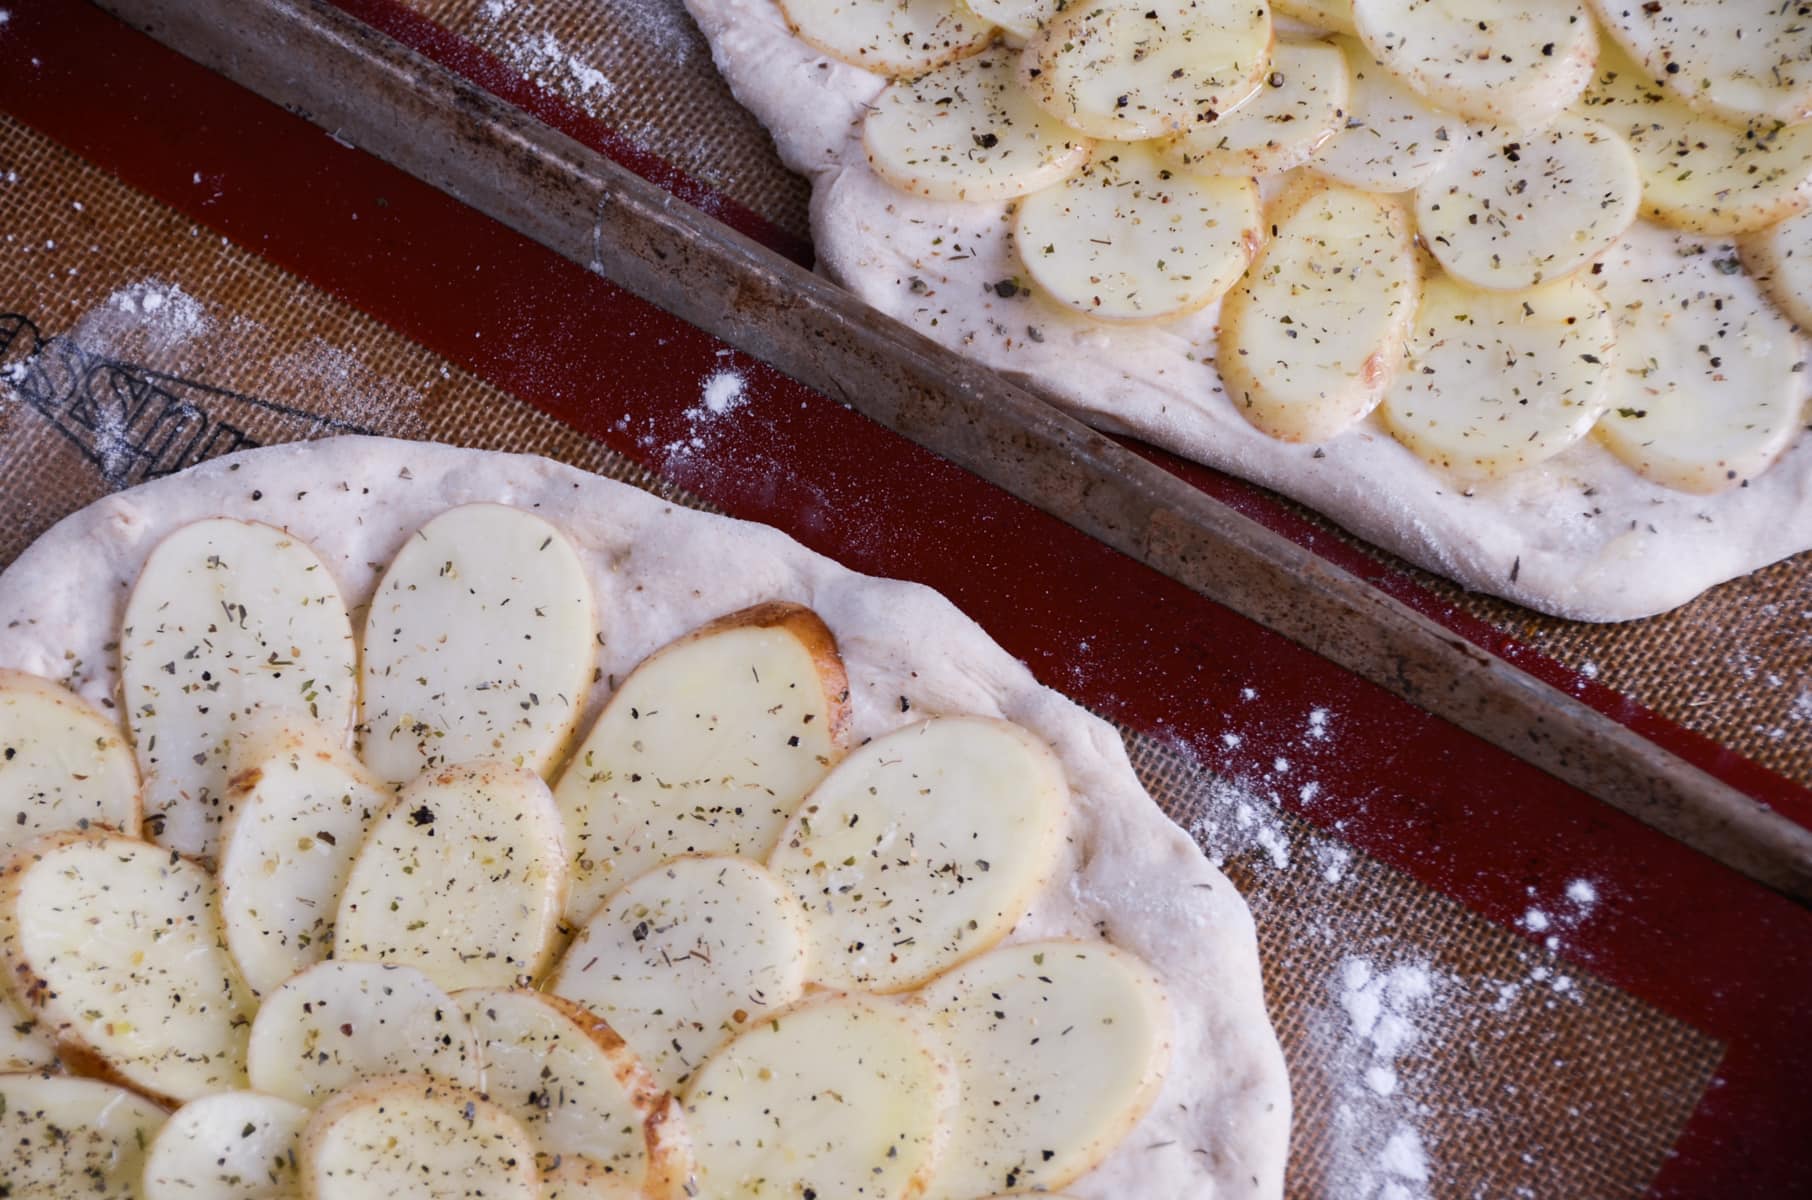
[2,4,1810,1196]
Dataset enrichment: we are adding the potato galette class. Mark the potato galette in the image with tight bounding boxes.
[0,438,1288,1198]
[682,0,1812,617]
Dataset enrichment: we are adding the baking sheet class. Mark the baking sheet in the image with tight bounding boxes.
[0,67,1793,1198]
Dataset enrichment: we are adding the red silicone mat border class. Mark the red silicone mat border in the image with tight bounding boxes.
[2,4,1810,1194]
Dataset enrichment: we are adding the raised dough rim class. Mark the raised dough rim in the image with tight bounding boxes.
[0,436,1292,1199]
[677,0,1812,622]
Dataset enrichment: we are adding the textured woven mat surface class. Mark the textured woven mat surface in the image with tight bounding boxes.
[398,0,1812,788]
[0,111,1723,1199]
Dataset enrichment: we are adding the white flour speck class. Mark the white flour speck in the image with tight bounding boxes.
[1240,687,1257,701]
[1306,707,1331,740]
[89,280,211,351]
[0,11,11,27]
[1315,842,1350,883]
[700,369,747,415]
[1327,958,1441,1199]
[1565,879,1598,908]
[1522,908,1551,932]
[1221,732,1242,749]
[1579,660,1600,680]
[1380,1126,1430,1182]
[485,14,616,102]
[1300,780,1321,804]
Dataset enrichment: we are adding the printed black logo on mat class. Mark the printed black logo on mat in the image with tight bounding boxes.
[0,311,373,489]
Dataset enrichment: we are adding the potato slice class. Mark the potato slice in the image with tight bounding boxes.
[1588,0,1812,125]
[359,504,597,786]
[1314,35,1471,192]
[336,760,566,991]
[0,1073,166,1196]
[682,994,952,1199]
[550,855,809,1091]
[299,1076,539,1200]
[1353,0,1595,127]
[1019,0,1272,140]
[1581,42,1812,236]
[1158,39,1352,177]
[246,960,482,1105]
[1013,142,1261,322]
[0,1005,56,1072]
[216,723,387,995]
[1275,0,1353,33]
[1594,224,1809,492]
[1219,178,1419,442]
[965,0,1055,40]
[1740,205,1812,330]
[1380,272,1616,477]
[120,518,355,860]
[865,51,1094,204]
[777,0,994,78]
[916,940,1172,1198]
[0,831,252,1103]
[0,669,140,852]
[1415,115,1641,290]
[142,1090,308,1200]
[768,716,1069,992]
[460,989,690,1192]
[554,602,849,924]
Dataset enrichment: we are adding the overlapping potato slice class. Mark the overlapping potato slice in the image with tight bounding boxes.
[1594,225,1809,492]
[1019,0,1272,140]
[460,989,689,1192]
[778,0,994,78]
[554,602,848,923]
[216,723,387,995]
[1013,142,1260,321]
[0,672,141,1072]
[550,855,810,1090]
[1741,206,1812,330]
[1315,35,1470,192]
[1588,0,1812,125]
[299,1076,539,1200]
[916,940,1172,1198]
[682,994,951,1199]
[1380,273,1616,477]
[246,961,481,1105]
[142,1090,308,1200]
[865,52,1094,203]
[1352,0,1595,127]
[1415,115,1641,291]
[336,760,566,991]
[359,504,597,785]
[0,1073,166,1196]
[768,715,1068,992]
[0,669,140,851]
[0,831,252,1103]
[1581,43,1812,236]
[1159,39,1351,177]
[120,518,355,859]
[1275,0,1354,33]
[0,1008,56,1072]
[1220,179,1419,442]
[965,0,1055,40]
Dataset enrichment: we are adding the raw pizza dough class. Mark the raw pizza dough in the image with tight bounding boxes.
[677,0,1812,622]
[0,436,1291,1199]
